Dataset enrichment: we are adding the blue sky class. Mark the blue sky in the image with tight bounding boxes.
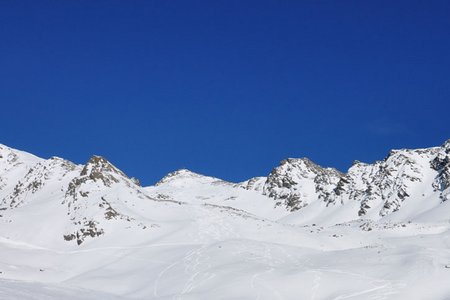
[1,1,449,184]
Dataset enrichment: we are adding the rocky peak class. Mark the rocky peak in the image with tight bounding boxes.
[278,157,322,175]
[81,155,122,176]
[64,156,134,207]
[63,156,146,245]
[78,155,131,187]
[262,157,342,211]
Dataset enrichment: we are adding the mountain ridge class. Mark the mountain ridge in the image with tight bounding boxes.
[1,139,450,238]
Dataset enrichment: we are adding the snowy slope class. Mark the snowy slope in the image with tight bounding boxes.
[0,141,450,299]
[145,169,288,220]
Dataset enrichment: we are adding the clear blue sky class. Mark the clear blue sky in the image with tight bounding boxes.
[1,1,449,184]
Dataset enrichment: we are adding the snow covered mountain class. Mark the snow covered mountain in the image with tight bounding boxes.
[0,145,154,246]
[241,139,450,224]
[1,141,450,299]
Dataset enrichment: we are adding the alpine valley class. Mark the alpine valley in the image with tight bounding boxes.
[1,140,450,299]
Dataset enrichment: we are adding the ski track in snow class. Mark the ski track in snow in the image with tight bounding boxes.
[249,243,284,300]
[310,270,321,300]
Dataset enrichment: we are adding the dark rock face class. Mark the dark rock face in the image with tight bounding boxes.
[63,220,104,245]
[261,158,342,211]
[65,156,134,203]
[80,156,128,187]
[327,150,427,217]
[431,140,450,201]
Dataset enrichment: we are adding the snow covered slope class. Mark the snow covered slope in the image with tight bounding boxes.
[145,169,288,220]
[0,141,450,299]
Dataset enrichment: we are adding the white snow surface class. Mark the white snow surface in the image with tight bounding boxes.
[1,142,450,299]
